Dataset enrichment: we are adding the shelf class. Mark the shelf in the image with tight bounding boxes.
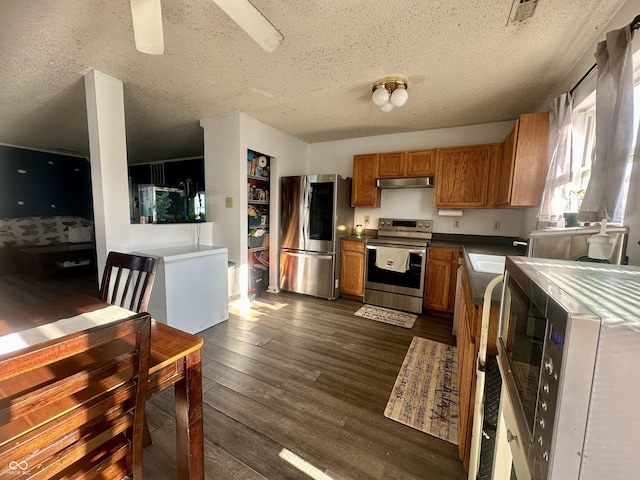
[248,175,269,182]
[248,150,271,276]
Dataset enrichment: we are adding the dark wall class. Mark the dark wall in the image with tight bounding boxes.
[0,145,93,219]
[128,158,205,190]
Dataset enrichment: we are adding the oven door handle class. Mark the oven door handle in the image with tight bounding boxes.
[366,245,426,255]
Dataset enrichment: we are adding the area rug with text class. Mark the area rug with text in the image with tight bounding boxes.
[384,336,459,445]
[353,304,417,329]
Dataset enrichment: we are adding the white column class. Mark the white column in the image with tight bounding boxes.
[84,69,132,277]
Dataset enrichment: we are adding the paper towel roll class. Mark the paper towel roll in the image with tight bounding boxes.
[437,209,463,217]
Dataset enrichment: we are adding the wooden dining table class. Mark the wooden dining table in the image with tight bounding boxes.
[0,294,204,480]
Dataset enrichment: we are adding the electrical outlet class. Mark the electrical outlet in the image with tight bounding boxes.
[364,215,370,225]
[493,220,501,231]
[453,219,461,229]
[225,197,233,208]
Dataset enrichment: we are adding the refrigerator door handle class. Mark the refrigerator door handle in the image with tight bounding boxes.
[302,175,310,249]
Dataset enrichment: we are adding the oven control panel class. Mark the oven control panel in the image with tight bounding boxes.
[529,323,564,479]
[378,218,433,235]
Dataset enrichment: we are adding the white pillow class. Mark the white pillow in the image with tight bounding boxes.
[68,225,94,243]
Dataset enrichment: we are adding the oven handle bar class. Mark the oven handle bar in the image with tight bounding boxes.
[366,244,426,255]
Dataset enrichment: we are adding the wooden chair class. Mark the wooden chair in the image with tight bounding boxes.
[100,251,159,313]
[0,313,151,479]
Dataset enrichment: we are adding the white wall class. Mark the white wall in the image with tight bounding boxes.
[85,69,213,279]
[356,189,525,237]
[201,111,307,297]
[84,70,131,274]
[308,120,525,237]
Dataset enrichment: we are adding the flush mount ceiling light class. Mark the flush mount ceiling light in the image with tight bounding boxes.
[371,76,409,113]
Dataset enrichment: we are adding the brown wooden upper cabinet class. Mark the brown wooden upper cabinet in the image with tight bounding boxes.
[377,150,435,178]
[351,153,381,207]
[351,113,548,209]
[434,144,493,208]
[488,112,550,207]
[377,152,406,178]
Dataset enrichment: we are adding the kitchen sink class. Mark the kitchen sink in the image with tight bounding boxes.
[467,253,505,274]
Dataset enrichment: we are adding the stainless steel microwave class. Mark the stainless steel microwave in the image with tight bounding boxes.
[496,256,640,480]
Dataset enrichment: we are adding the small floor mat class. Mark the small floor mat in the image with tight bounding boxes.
[353,304,417,329]
[384,337,459,444]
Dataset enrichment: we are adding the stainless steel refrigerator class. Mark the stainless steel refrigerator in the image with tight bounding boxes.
[279,174,353,299]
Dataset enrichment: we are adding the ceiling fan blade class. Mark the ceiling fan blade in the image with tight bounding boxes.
[130,0,165,55]
[211,0,283,53]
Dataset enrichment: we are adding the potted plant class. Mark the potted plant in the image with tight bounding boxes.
[564,189,585,227]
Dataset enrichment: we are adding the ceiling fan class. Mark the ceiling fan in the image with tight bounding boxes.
[129,0,284,55]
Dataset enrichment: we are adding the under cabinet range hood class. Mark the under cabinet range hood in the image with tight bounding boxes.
[376,177,434,189]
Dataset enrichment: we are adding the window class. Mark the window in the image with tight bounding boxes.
[568,71,640,221]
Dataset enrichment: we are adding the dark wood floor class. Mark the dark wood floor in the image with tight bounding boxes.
[0,273,467,479]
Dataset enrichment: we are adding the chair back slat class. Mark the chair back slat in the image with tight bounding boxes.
[100,251,159,313]
[0,313,151,479]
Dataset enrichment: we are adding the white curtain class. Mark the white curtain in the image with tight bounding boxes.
[538,93,573,222]
[577,25,635,223]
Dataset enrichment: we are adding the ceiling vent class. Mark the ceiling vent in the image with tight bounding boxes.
[509,0,540,23]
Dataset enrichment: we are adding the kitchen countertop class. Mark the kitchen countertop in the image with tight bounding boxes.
[341,235,369,242]
[341,232,527,306]
[430,234,527,306]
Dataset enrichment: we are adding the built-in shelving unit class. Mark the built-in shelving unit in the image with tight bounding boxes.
[247,150,271,289]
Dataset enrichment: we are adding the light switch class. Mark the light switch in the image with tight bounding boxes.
[225,197,233,208]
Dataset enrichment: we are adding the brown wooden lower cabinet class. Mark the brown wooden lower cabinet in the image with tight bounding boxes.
[340,239,365,299]
[424,246,460,312]
[455,264,500,471]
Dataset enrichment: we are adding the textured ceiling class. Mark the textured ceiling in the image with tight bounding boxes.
[0,0,628,163]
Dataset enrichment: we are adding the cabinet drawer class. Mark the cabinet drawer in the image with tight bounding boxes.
[342,240,365,253]
[428,246,457,261]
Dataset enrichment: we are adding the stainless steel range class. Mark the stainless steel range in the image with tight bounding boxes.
[364,218,432,313]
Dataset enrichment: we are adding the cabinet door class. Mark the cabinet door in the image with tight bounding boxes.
[424,246,459,312]
[492,125,517,207]
[456,292,476,467]
[424,259,451,310]
[340,240,365,296]
[490,112,550,208]
[377,152,406,178]
[406,149,435,177]
[434,145,492,207]
[510,112,550,206]
[352,154,380,207]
